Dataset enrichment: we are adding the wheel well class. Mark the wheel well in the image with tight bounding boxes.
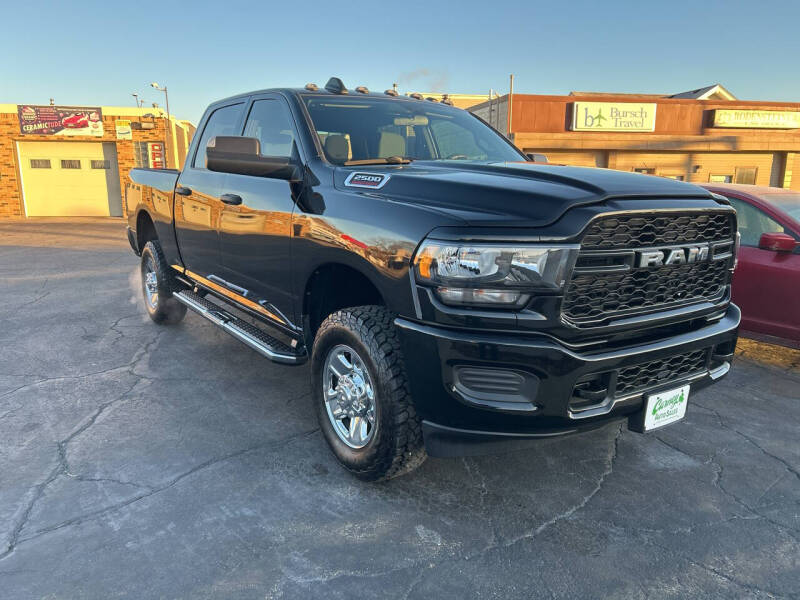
[304,264,385,340]
[136,211,157,251]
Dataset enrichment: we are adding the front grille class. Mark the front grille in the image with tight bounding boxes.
[563,211,734,325]
[615,349,709,396]
[581,212,734,250]
[563,260,729,321]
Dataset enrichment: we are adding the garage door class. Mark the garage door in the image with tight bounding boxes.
[17,141,122,216]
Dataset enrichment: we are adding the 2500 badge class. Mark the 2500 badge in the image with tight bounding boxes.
[344,172,390,189]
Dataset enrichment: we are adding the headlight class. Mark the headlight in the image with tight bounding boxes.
[413,241,579,307]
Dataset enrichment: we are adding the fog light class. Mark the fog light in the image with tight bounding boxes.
[436,287,527,307]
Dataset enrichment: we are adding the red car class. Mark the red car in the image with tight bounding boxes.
[62,113,89,129]
[702,184,800,347]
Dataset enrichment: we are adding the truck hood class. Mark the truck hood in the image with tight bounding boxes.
[333,161,715,227]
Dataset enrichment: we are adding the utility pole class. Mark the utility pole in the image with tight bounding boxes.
[150,83,170,167]
[507,74,514,139]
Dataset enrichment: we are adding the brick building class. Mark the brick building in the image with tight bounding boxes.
[0,104,194,218]
[469,84,800,189]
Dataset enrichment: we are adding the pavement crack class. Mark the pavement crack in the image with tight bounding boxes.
[0,377,141,561]
[694,400,800,484]
[497,422,624,550]
[8,428,320,553]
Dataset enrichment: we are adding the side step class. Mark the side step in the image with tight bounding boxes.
[172,290,306,365]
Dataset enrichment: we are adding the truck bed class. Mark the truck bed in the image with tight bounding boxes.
[128,168,180,193]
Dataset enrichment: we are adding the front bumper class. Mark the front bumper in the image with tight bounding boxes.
[396,304,740,457]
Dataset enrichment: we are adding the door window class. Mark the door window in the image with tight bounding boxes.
[727,197,790,246]
[243,99,297,159]
[192,103,244,168]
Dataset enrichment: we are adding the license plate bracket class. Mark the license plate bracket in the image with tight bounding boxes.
[629,384,690,433]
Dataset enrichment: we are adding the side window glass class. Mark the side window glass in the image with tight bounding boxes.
[727,197,786,246]
[192,103,243,168]
[243,99,297,159]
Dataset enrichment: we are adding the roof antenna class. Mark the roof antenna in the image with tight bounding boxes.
[325,77,348,94]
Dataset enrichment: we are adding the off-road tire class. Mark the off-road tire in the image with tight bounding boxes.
[311,306,426,481]
[140,240,187,325]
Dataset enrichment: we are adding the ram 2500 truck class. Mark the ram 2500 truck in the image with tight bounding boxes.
[125,78,740,481]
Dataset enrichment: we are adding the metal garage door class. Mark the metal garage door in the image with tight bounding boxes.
[17,141,122,216]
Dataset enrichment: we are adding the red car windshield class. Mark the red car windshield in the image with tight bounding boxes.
[762,193,800,222]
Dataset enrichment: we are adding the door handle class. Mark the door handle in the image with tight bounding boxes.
[220,193,242,206]
[175,186,192,196]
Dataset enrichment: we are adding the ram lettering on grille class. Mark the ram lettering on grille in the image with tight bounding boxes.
[563,212,735,325]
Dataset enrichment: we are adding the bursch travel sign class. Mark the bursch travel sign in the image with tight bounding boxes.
[571,102,657,132]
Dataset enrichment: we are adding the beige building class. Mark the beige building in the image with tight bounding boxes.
[468,84,800,189]
[0,104,194,219]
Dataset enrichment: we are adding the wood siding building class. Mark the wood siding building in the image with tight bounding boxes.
[470,90,800,190]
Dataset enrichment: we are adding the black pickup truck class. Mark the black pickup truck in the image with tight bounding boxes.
[125,78,740,481]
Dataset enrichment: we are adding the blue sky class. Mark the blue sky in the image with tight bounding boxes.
[3,0,799,124]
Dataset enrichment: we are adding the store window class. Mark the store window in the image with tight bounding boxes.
[662,174,685,181]
[709,174,733,183]
[735,167,758,185]
[91,160,110,170]
[30,159,51,169]
[134,142,149,168]
[61,160,81,169]
[725,197,790,246]
[633,168,655,175]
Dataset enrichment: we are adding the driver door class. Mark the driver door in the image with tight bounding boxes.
[217,95,301,332]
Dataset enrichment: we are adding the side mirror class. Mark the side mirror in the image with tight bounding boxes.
[206,136,301,180]
[758,232,798,252]
[526,153,548,163]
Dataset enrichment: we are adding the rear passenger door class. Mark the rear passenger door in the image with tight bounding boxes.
[217,95,302,331]
[174,101,245,279]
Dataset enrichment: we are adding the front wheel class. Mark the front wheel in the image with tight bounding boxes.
[140,240,187,325]
[311,306,426,481]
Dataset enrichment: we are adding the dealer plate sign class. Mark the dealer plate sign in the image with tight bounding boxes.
[643,384,689,431]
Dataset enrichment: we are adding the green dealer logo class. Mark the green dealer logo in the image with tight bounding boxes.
[652,390,685,417]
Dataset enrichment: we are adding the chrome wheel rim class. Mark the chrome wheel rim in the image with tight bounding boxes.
[323,344,376,449]
[142,257,158,310]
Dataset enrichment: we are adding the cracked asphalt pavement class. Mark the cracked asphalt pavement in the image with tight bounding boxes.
[1,219,799,599]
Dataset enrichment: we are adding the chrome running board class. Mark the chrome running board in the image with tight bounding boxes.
[173,290,306,365]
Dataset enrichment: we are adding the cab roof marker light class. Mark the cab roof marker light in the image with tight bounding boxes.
[324,77,348,95]
[384,89,399,97]
[355,86,369,94]
[305,83,318,91]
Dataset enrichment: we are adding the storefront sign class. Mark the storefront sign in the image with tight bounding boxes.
[17,105,103,136]
[115,119,132,140]
[712,109,800,129]
[148,142,165,169]
[572,102,657,132]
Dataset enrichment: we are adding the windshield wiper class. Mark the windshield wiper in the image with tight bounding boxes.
[343,156,413,166]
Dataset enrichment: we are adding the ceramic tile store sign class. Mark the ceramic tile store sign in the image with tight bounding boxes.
[17,105,104,136]
[572,102,657,132]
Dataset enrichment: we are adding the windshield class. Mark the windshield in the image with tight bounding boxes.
[302,95,525,165]
[762,193,800,222]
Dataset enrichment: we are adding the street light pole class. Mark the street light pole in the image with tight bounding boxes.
[150,82,170,167]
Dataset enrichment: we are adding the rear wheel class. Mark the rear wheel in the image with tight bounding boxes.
[311,306,426,481]
[140,240,187,325]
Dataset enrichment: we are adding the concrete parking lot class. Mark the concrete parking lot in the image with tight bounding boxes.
[1,219,798,599]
